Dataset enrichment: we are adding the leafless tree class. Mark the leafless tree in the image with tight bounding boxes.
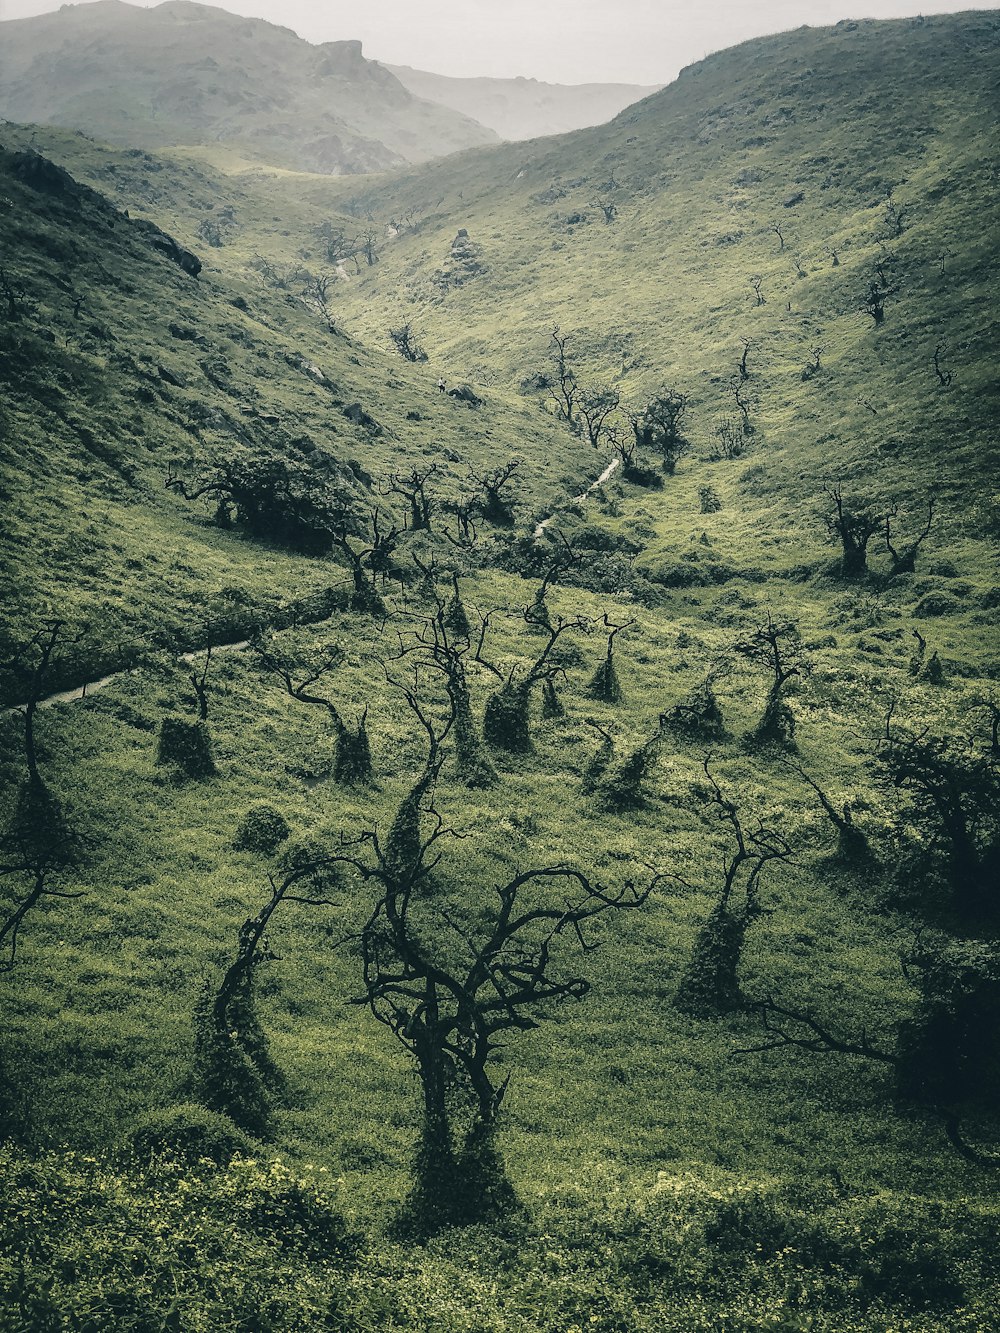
[548,327,579,428]
[484,612,589,753]
[301,272,338,333]
[824,485,889,578]
[885,500,935,576]
[193,856,340,1136]
[252,633,372,784]
[738,337,757,381]
[387,464,438,533]
[675,762,794,1014]
[469,459,521,528]
[586,614,634,704]
[0,623,83,979]
[389,323,427,363]
[578,386,621,450]
[932,342,953,388]
[791,763,877,869]
[330,735,660,1226]
[750,274,766,306]
[733,614,809,746]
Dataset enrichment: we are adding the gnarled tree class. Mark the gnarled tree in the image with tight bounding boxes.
[334,769,660,1229]
[876,705,1000,919]
[253,633,372,784]
[484,612,587,754]
[823,485,889,578]
[166,446,356,555]
[627,391,690,474]
[675,763,793,1015]
[733,615,809,747]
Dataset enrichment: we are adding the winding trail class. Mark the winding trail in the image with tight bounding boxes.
[1,641,250,717]
[5,457,623,715]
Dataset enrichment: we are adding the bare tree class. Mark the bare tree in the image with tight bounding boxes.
[527,531,578,631]
[484,612,588,753]
[675,763,794,1015]
[193,856,339,1137]
[792,764,877,870]
[332,747,660,1227]
[727,375,755,435]
[884,500,935,576]
[586,614,634,704]
[389,323,428,363]
[389,583,501,789]
[750,274,766,306]
[876,704,1000,918]
[733,615,809,747]
[739,933,1000,1167]
[860,255,896,325]
[387,464,438,533]
[0,623,83,980]
[577,385,621,450]
[738,337,757,381]
[359,227,380,267]
[469,459,521,528]
[824,485,888,578]
[548,327,579,428]
[932,342,953,388]
[301,272,338,333]
[252,634,372,784]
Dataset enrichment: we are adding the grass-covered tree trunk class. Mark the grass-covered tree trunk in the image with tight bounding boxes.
[484,679,534,753]
[451,668,498,788]
[332,711,372,784]
[674,900,754,1016]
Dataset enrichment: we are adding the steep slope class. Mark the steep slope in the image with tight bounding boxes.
[385,64,662,141]
[313,12,1000,577]
[0,134,587,677]
[0,0,498,172]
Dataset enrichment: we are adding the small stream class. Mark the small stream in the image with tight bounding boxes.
[534,456,620,537]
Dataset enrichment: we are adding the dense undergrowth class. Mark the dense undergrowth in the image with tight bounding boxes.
[1,11,999,1330]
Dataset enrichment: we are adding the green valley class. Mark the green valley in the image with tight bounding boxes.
[1,7,999,1330]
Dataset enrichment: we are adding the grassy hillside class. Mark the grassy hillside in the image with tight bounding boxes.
[0,0,498,173]
[1,12,999,1331]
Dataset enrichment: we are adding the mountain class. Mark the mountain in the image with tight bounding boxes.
[384,64,663,141]
[2,11,1000,1331]
[0,0,499,173]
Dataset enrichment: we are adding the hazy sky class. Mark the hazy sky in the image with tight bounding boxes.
[1,0,996,84]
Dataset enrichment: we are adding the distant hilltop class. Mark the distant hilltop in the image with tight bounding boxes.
[0,0,663,172]
[385,64,663,142]
[0,0,498,173]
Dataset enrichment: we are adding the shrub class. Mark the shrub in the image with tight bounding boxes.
[155,716,217,778]
[124,1103,255,1166]
[233,803,291,855]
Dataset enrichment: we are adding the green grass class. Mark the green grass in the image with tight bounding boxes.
[1,11,1000,1329]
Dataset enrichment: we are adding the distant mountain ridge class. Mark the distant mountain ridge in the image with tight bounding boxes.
[0,0,500,173]
[384,65,663,142]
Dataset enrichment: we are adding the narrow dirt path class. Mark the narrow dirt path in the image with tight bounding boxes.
[1,641,251,717]
[6,457,622,715]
